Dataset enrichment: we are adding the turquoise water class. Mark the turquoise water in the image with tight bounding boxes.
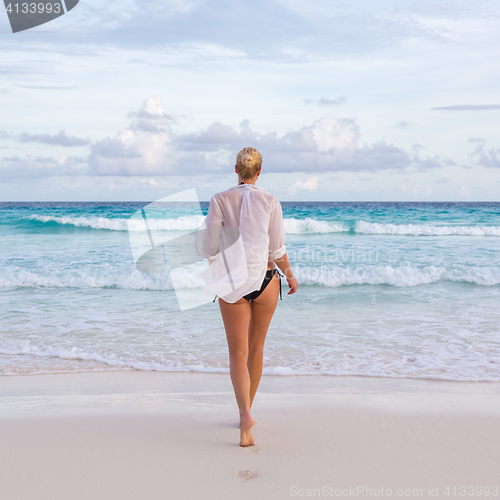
[1,201,499,380]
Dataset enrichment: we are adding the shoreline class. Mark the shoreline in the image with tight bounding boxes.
[2,365,500,383]
[1,370,500,416]
[1,371,499,499]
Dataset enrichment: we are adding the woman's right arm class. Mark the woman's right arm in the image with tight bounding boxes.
[268,200,298,295]
[274,253,298,295]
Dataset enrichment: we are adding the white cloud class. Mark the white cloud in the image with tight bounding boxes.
[393,121,411,129]
[470,141,500,168]
[17,130,90,147]
[304,97,347,106]
[288,176,319,194]
[310,117,357,153]
[87,96,178,176]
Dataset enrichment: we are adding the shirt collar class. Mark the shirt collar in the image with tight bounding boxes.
[231,183,265,191]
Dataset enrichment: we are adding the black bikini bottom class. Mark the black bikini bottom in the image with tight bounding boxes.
[212,269,284,303]
[242,269,283,301]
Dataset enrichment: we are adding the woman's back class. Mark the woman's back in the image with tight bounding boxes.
[196,183,286,303]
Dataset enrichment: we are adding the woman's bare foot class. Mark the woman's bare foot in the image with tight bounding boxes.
[239,412,256,447]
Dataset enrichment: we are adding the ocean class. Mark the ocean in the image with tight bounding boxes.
[1,200,499,381]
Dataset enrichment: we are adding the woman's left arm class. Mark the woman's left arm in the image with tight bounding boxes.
[195,195,223,261]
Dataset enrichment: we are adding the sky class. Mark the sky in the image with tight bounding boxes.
[1,0,500,202]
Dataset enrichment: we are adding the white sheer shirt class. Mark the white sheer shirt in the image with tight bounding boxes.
[195,184,286,303]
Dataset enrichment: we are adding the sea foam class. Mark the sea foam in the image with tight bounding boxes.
[292,264,500,287]
[26,214,206,231]
[2,263,499,290]
[283,218,350,234]
[26,214,500,236]
[354,220,500,236]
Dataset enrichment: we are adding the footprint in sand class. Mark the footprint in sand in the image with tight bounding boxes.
[243,446,259,453]
[235,470,256,481]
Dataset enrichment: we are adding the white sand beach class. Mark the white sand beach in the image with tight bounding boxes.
[0,371,499,500]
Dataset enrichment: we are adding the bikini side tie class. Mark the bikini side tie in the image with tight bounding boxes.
[276,269,284,300]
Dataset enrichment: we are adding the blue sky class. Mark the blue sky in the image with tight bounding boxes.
[1,0,500,201]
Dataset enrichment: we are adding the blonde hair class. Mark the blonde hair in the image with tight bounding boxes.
[236,147,262,179]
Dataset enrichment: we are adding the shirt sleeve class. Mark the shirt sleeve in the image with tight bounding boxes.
[268,200,286,260]
[195,195,223,262]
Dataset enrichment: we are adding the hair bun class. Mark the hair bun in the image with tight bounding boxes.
[240,154,256,168]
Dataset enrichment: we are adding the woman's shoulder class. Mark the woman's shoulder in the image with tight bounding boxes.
[257,189,280,208]
[211,187,236,203]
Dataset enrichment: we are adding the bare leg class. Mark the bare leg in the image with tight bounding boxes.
[218,297,255,446]
[248,274,280,407]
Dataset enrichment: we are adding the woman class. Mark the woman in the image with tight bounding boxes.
[195,147,298,447]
